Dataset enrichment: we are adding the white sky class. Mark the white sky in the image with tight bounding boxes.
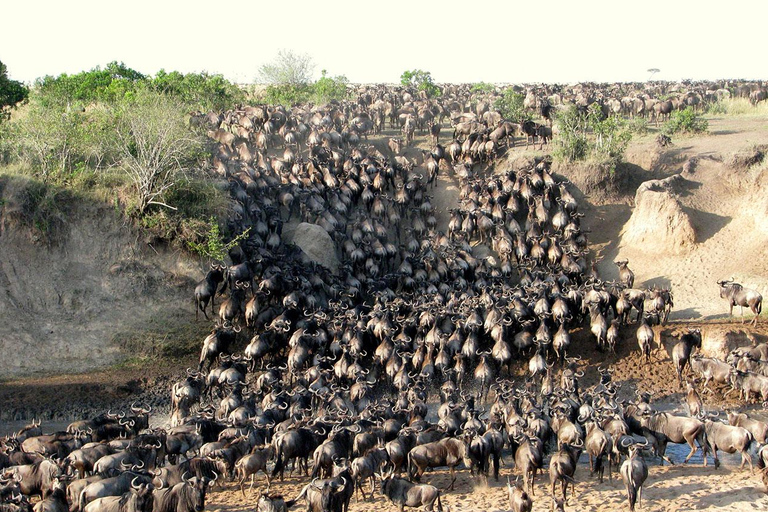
[3,0,767,85]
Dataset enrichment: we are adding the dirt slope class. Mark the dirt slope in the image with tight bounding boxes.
[589,116,768,320]
[0,178,203,378]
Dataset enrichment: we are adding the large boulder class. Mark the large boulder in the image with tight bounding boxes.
[620,175,695,255]
[288,222,340,273]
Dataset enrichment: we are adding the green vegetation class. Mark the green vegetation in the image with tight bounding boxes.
[34,61,244,111]
[0,60,29,122]
[471,82,496,93]
[260,70,349,106]
[0,62,243,252]
[494,89,531,124]
[400,69,441,98]
[553,104,632,167]
[662,107,708,136]
[187,219,250,262]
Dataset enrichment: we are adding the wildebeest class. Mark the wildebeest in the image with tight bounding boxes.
[379,472,443,512]
[78,473,153,512]
[32,478,67,512]
[234,446,274,497]
[83,484,154,512]
[194,264,226,321]
[2,460,61,500]
[256,493,293,512]
[637,411,708,465]
[672,329,702,386]
[717,279,762,326]
[549,441,582,502]
[506,477,532,512]
[290,477,347,512]
[620,440,648,512]
[690,355,731,392]
[151,477,212,512]
[726,411,768,443]
[407,437,471,490]
[702,417,754,470]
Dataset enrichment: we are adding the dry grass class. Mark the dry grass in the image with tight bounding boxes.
[709,97,768,116]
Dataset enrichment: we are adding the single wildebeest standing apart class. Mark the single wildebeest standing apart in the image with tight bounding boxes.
[717,279,762,326]
[672,328,702,386]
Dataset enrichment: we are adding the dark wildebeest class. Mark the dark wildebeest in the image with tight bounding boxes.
[194,264,226,321]
[379,472,443,512]
[672,329,702,386]
[32,478,67,512]
[619,439,648,512]
[717,279,762,326]
[549,441,582,502]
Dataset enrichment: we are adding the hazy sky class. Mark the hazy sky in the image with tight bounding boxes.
[3,0,767,85]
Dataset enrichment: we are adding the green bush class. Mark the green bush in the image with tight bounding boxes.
[627,117,649,135]
[552,104,632,166]
[471,82,496,93]
[662,107,708,136]
[494,89,531,124]
[312,70,349,104]
[400,69,441,98]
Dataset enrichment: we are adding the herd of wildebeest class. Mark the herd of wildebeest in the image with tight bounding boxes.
[2,80,767,512]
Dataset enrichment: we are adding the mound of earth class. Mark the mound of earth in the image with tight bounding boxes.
[619,175,696,256]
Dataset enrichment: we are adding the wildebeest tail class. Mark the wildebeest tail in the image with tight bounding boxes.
[271,445,284,478]
[407,451,416,480]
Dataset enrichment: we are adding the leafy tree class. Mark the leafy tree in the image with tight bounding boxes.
[0,60,29,121]
[149,70,244,111]
[34,61,145,107]
[400,69,441,98]
[494,89,531,124]
[6,102,90,178]
[111,90,205,216]
[257,49,315,85]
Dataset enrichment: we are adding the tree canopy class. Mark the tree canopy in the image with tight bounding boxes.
[0,60,29,121]
[257,50,315,85]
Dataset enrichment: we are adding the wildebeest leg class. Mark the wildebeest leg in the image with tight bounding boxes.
[741,450,752,471]
[449,467,456,490]
[683,436,699,464]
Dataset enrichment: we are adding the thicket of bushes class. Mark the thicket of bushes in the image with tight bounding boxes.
[0,61,237,251]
